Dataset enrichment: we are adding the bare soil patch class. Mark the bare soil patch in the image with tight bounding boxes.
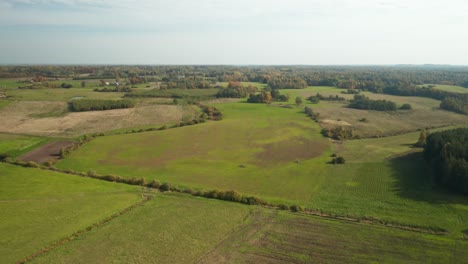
[19,141,74,164]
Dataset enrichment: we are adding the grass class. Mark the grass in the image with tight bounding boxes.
[0,163,143,264]
[6,88,125,101]
[0,133,51,158]
[418,84,468,94]
[56,101,468,234]
[200,208,468,263]
[0,100,189,137]
[284,87,468,138]
[32,193,251,264]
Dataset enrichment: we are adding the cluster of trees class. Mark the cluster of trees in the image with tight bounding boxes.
[247,88,289,104]
[267,76,308,89]
[307,93,346,103]
[69,99,135,112]
[322,126,355,140]
[94,87,133,93]
[216,81,257,98]
[304,106,320,121]
[440,95,468,115]
[424,128,468,195]
[199,104,223,120]
[348,95,397,111]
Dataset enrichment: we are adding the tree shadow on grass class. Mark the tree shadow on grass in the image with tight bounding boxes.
[389,152,468,205]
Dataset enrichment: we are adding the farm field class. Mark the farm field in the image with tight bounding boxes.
[0,100,192,137]
[417,84,468,94]
[32,193,251,264]
[0,133,50,158]
[56,101,468,235]
[199,209,468,264]
[0,163,143,263]
[280,87,468,138]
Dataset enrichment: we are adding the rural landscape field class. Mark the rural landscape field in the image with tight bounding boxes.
[0,64,467,263]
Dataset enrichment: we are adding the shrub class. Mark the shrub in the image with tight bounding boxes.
[87,169,97,177]
[278,204,289,210]
[148,180,161,188]
[400,103,412,110]
[159,182,171,192]
[290,205,304,212]
[332,157,346,164]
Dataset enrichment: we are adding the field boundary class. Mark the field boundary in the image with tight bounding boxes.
[2,160,449,236]
[16,194,153,264]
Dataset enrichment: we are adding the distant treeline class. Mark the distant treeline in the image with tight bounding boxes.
[69,99,135,112]
[216,81,257,98]
[424,128,468,195]
[348,95,397,111]
[94,87,133,93]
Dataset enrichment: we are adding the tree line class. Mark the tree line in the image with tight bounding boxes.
[69,99,135,112]
[348,95,397,111]
[424,128,468,195]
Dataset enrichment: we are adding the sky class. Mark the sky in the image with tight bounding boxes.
[0,0,467,65]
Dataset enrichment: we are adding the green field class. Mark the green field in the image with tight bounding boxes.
[0,163,143,263]
[29,197,468,264]
[56,102,468,234]
[0,133,50,157]
[200,209,468,263]
[32,193,251,264]
[418,84,468,94]
[280,87,468,138]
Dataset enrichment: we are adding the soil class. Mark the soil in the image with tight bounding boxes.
[19,141,75,164]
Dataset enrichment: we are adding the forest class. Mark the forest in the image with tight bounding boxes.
[424,128,468,194]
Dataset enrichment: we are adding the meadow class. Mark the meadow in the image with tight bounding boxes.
[0,133,50,157]
[56,101,468,235]
[200,209,468,263]
[417,84,468,94]
[0,163,143,263]
[280,87,468,138]
[32,193,251,264]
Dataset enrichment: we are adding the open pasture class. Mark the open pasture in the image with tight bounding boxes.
[0,100,190,137]
[200,209,468,264]
[418,84,468,94]
[281,87,468,138]
[56,102,468,234]
[0,133,50,158]
[32,193,251,264]
[0,163,143,264]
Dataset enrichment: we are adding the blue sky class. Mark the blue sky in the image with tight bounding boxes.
[0,0,467,65]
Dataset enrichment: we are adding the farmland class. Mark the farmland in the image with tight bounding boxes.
[1,65,468,263]
[56,101,468,235]
[0,163,143,263]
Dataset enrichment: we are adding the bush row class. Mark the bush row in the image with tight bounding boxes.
[69,99,135,112]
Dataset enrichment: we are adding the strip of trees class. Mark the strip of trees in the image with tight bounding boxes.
[348,95,397,111]
[440,95,468,115]
[69,99,135,112]
[424,128,468,195]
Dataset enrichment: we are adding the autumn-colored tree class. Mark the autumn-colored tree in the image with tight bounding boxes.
[415,128,427,147]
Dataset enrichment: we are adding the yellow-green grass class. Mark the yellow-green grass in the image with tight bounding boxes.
[7,88,125,101]
[56,102,468,234]
[0,133,50,157]
[0,163,143,263]
[32,193,251,264]
[283,87,468,138]
[418,84,468,94]
[0,79,24,89]
[200,209,468,263]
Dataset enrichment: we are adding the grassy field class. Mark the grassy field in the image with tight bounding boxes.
[56,101,468,234]
[0,100,192,137]
[281,87,468,138]
[417,84,468,94]
[200,209,468,263]
[0,133,50,157]
[32,193,251,264]
[0,163,143,263]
